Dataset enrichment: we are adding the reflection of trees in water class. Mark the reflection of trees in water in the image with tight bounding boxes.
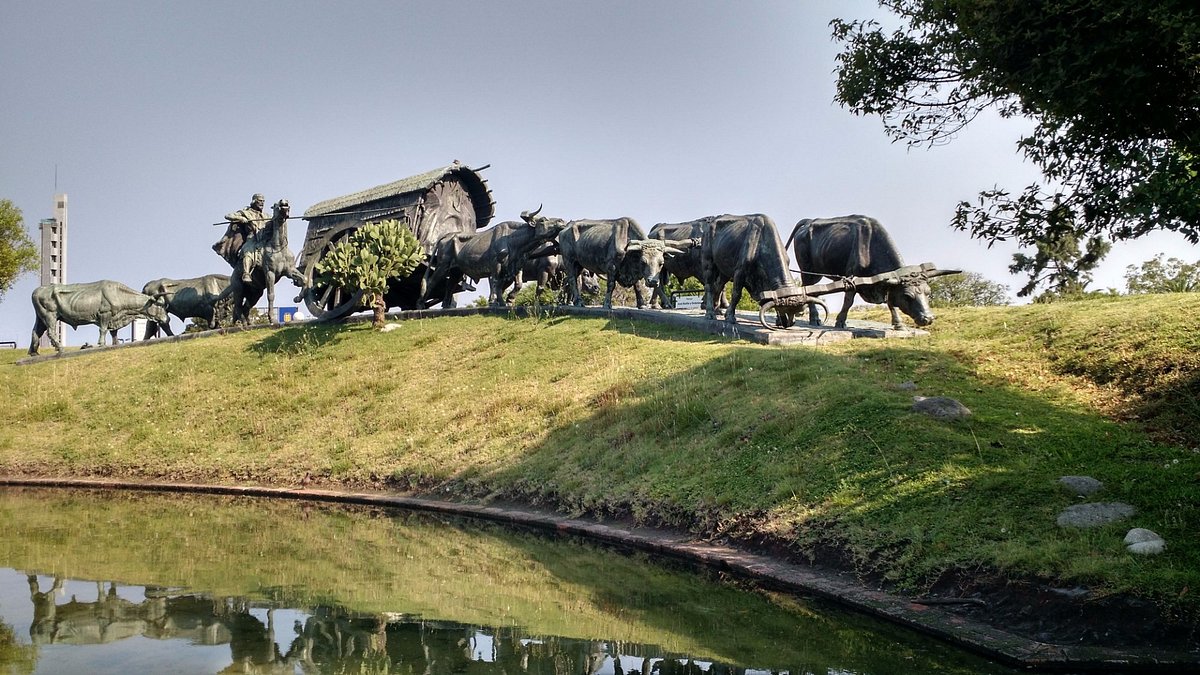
[16,576,773,675]
[0,617,36,675]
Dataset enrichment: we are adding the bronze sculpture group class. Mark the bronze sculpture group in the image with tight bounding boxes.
[27,163,958,355]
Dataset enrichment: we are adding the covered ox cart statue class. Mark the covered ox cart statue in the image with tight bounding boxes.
[296,161,495,320]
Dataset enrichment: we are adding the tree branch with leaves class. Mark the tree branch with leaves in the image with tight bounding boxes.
[0,199,39,303]
[832,0,1200,290]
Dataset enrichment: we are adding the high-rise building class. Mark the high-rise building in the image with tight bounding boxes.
[38,193,67,348]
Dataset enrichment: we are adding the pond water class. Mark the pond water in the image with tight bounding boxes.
[0,488,1016,674]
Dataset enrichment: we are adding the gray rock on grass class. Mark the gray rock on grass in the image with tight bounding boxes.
[912,396,972,420]
[1124,527,1166,555]
[1058,475,1104,496]
[1056,502,1136,528]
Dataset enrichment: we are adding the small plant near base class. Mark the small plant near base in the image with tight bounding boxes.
[315,220,425,328]
[510,283,557,308]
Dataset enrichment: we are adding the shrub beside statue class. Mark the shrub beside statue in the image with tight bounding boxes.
[315,220,425,329]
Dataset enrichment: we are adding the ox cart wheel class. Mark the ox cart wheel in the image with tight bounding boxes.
[300,234,364,322]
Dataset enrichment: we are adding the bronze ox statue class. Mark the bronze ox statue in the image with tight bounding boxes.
[506,242,601,304]
[141,273,233,337]
[419,205,567,307]
[556,216,693,309]
[784,215,958,330]
[29,280,173,355]
[700,214,825,329]
[648,218,720,310]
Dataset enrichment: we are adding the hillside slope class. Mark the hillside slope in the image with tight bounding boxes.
[2,295,1198,632]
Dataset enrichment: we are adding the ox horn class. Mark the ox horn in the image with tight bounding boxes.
[521,204,544,221]
[626,240,644,251]
[663,246,686,256]
[759,300,778,330]
[923,268,962,279]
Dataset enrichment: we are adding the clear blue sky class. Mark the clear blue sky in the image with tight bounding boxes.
[1,1,1192,344]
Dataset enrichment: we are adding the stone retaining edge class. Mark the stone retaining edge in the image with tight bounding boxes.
[1,476,1193,672]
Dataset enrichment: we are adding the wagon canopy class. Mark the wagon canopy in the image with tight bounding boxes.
[304,161,493,225]
[301,160,494,259]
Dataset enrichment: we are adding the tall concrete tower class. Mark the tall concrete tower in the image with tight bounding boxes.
[38,193,67,348]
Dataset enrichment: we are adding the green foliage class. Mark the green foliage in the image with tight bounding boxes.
[927,271,1010,307]
[0,199,39,302]
[510,282,558,307]
[316,219,424,325]
[1008,227,1111,299]
[832,1,1200,279]
[316,219,424,297]
[1125,254,1200,294]
[0,619,35,674]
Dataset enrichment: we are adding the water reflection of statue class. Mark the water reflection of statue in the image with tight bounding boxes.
[213,193,270,272]
[224,604,282,671]
[27,575,63,639]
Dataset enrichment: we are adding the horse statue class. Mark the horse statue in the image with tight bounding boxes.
[216,199,305,325]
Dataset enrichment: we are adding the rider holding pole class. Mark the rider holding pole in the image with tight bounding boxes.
[212,193,270,282]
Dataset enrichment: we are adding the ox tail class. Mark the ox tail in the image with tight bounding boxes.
[783,219,810,252]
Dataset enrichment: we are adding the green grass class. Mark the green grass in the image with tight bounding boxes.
[1,295,1197,620]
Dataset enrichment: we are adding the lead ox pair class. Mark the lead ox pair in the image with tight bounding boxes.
[661,213,955,331]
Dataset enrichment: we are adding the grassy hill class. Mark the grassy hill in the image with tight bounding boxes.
[1,294,1197,623]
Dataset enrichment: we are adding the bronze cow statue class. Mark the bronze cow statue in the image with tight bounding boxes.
[142,273,232,336]
[701,214,812,329]
[785,215,954,330]
[29,280,173,355]
[557,217,692,309]
[420,205,567,307]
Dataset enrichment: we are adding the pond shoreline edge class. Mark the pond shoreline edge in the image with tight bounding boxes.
[1,476,1192,672]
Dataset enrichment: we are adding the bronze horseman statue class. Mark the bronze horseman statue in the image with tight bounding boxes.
[213,192,271,282]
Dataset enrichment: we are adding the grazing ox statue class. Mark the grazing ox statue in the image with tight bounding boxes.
[784,215,953,330]
[701,214,813,329]
[141,274,232,337]
[420,205,567,307]
[648,218,720,310]
[557,217,691,309]
[29,280,173,355]
[216,200,305,325]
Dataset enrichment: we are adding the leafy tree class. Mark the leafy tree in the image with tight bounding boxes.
[832,1,1200,285]
[1124,254,1200,294]
[927,271,1010,307]
[1009,226,1111,300]
[315,219,425,328]
[0,199,39,302]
